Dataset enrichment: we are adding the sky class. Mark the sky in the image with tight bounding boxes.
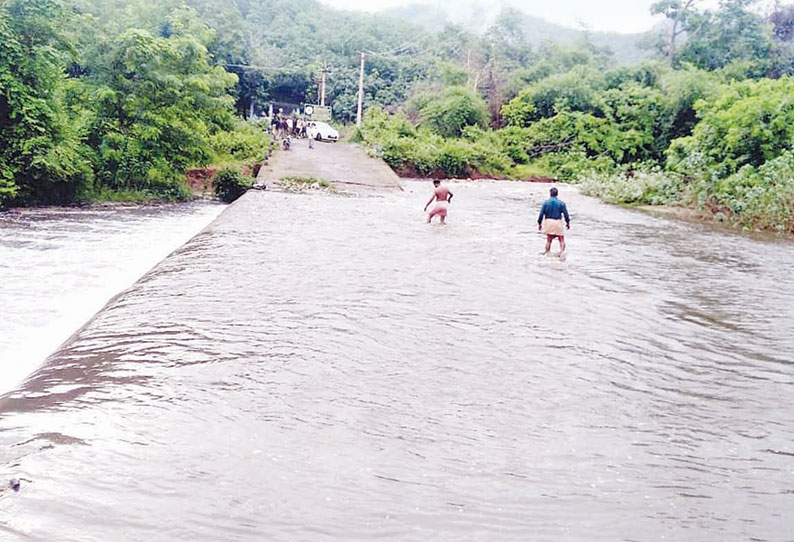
[319,0,774,34]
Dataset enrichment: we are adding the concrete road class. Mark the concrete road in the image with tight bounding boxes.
[257,138,403,194]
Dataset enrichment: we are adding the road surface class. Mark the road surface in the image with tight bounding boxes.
[257,139,403,194]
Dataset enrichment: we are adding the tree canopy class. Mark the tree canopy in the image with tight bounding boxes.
[4,0,794,233]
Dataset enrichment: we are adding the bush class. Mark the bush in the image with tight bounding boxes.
[213,167,252,203]
[417,86,489,137]
[362,108,522,179]
[702,151,794,232]
[667,77,794,179]
[208,120,269,163]
[501,66,607,126]
[438,141,475,178]
[579,169,689,206]
[493,126,532,164]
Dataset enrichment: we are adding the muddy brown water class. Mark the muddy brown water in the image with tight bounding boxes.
[1,181,793,541]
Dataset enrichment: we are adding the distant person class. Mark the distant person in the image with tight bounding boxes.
[424,180,453,224]
[538,187,570,257]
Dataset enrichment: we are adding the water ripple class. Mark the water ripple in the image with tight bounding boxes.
[1,181,793,541]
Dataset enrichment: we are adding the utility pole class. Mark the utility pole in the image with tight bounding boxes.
[466,48,472,89]
[356,52,365,127]
[320,60,328,107]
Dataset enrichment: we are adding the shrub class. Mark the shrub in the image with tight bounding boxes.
[493,126,532,164]
[579,169,689,206]
[208,120,269,163]
[417,86,489,137]
[502,66,607,126]
[438,141,474,178]
[667,77,794,179]
[703,151,794,232]
[213,167,252,202]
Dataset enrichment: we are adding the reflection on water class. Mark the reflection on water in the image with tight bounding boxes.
[1,182,793,541]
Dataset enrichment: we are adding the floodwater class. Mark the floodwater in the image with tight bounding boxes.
[0,203,224,394]
[1,181,793,541]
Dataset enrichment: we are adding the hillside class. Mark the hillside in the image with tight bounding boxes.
[382,2,657,65]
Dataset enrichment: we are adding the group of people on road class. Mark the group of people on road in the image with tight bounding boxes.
[271,114,317,151]
[270,115,310,140]
[425,181,571,258]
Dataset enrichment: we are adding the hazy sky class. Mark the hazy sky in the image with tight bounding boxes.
[319,0,773,34]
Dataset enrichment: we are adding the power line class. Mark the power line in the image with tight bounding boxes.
[363,43,420,57]
[224,64,308,74]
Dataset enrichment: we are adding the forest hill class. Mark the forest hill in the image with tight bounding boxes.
[2,0,794,233]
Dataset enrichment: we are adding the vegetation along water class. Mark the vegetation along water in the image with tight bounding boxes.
[3,0,794,233]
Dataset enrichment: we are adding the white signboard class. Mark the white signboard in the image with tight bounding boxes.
[304,104,331,121]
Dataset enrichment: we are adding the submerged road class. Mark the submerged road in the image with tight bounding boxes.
[1,180,793,541]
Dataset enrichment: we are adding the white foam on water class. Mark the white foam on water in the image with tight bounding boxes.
[0,203,224,394]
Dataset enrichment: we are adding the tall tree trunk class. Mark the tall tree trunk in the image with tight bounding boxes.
[669,0,697,66]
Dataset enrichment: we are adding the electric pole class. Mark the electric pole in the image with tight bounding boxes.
[356,52,365,127]
[320,60,328,107]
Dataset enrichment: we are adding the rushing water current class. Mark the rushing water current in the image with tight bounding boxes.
[1,181,793,541]
[0,203,224,395]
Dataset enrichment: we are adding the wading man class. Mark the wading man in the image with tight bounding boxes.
[424,180,453,224]
[538,187,570,257]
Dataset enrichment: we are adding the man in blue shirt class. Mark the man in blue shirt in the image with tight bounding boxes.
[538,187,571,257]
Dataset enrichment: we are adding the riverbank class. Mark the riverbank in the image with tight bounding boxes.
[632,204,794,240]
[577,169,794,236]
[374,167,794,238]
[0,160,263,212]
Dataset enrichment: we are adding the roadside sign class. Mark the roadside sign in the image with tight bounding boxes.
[304,104,331,121]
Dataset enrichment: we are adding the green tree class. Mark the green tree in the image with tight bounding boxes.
[88,11,238,196]
[667,77,794,178]
[417,86,489,137]
[502,66,607,125]
[678,0,772,71]
[0,0,94,205]
[651,0,702,65]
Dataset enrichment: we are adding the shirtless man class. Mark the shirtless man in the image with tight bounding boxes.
[538,187,571,257]
[424,180,453,224]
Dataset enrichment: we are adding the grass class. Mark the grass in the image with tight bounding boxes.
[508,163,555,181]
[279,176,337,193]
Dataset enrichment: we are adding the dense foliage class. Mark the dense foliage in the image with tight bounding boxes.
[356,0,794,233]
[1,0,267,206]
[213,167,252,202]
[1,0,91,204]
[4,0,794,232]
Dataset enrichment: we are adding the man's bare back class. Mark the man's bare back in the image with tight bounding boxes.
[425,181,453,223]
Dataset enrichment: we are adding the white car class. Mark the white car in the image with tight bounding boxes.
[307,121,339,142]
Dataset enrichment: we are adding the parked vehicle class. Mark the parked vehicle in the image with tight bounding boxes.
[306,121,339,142]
